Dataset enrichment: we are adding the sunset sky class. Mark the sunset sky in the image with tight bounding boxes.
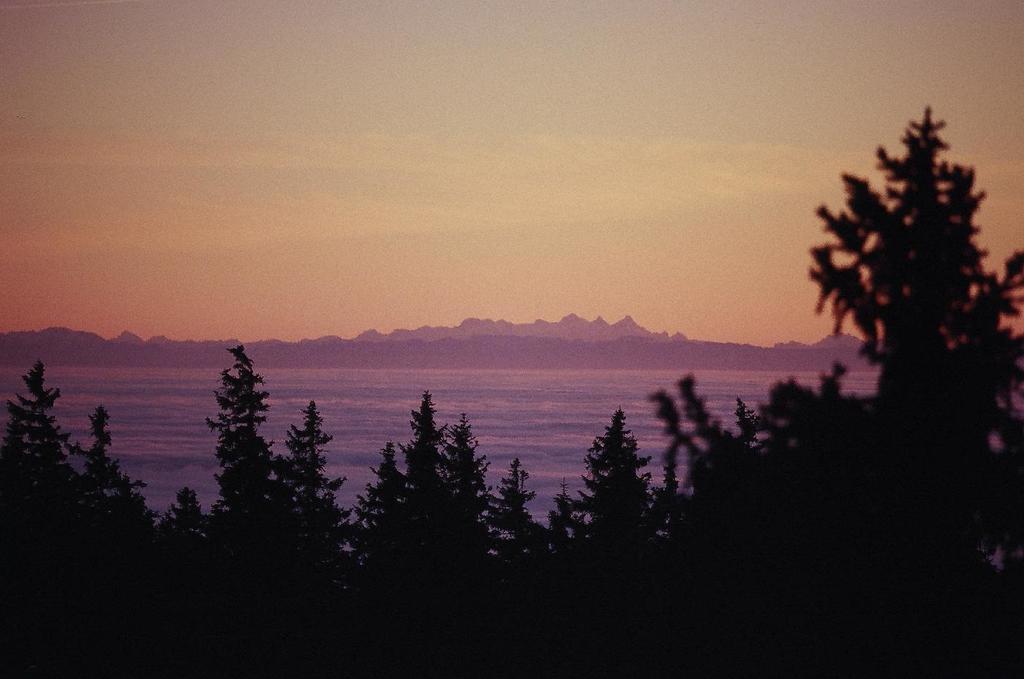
[2,0,1022,345]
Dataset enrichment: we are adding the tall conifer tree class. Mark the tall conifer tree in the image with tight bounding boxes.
[0,362,76,527]
[442,413,491,555]
[547,479,579,553]
[491,457,540,563]
[812,109,1024,561]
[283,400,348,572]
[401,392,447,546]
[355,442,406,565]
[206,346,291,558]
[160,487,206,540]
[577,409,652,548]
[72,405,152,534]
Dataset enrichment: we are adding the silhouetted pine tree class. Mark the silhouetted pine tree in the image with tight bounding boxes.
[0,363,92,675]
[0,361,75,524]
[72,405,152,535]
[441,413,491,557]
[490,457,540,563]
[547,478,579,553]
[645,111,1024,675]
[798,110,1024,672]
[812,110,1024,567]
[401,391,448,550]
[812,110,1023,406]
[283,400,349,576]
[206,345,293,561]
[67,405,154,665]
[577,409,652,549]
[160,487,206,540]
[355,442,406,565]
[154,486,214,676]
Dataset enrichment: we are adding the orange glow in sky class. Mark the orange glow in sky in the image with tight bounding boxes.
[2,1,1022,345]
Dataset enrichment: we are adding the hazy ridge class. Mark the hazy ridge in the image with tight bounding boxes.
[0,315,866,370]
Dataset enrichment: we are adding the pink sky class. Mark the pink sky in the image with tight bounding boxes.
[2,1,1022,345]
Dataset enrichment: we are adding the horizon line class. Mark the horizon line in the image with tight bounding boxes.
[0,316,860,350]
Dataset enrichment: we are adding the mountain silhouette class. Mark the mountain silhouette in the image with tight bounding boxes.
[0,319,867,370]
[354,314,683,343]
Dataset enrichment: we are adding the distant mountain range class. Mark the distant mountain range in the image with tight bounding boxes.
[0,315,867,371]
[355,314,684,343]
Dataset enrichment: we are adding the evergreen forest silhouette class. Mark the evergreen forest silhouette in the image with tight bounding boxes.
[3,112,1024,677]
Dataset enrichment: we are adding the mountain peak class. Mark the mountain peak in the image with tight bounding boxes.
[355,329,386,342]
[812,333,862,350]
[348,314,673,343]
[113,330,144,344]
[773,333,863,350]
[613,315,639,328]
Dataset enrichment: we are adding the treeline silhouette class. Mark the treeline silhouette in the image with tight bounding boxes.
[2,111,1023,677]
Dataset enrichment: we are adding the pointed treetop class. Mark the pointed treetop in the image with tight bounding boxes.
[228,344,254,370]
[19,360,60,409]
[810,107,1006,372]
